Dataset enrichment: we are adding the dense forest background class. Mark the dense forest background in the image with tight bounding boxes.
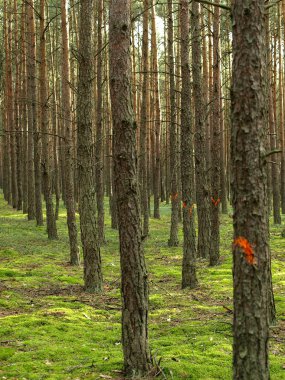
[0,0,284,379]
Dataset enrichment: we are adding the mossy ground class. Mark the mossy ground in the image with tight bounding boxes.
[0,194,284,379]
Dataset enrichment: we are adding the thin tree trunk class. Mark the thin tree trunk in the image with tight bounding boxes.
[151,1,161,219]
[180,0,198,289]
[192,1,211,258]
[95,0,106,245]
[77,0,103,292]
[139,0,150,237]
[61,0,80,265]
[40,0,58,239]
[26,0,36,220]
[168,0,179,247]
[209,1,220,266]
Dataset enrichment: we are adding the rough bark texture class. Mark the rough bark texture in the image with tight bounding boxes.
[40,0,58,240]
[191,1,211,258]
[180,0,198,289]
[168,0,179,247]
[77,0,103,292]
[231,1,271,378]
[109,0,151,376]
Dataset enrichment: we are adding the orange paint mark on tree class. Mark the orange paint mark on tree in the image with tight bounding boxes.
[234,236,256,265]
[211,197,221,207]
[171,192,178,201]
[182,200,194,216]
[188,204,194,217]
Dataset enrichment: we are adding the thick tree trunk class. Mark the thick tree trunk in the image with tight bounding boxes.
[77,0,103,292]
[231,1,272,378]
[109,0,151,375]
[180,0,198,289]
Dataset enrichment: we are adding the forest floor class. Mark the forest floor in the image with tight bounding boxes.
[0,194,284,380]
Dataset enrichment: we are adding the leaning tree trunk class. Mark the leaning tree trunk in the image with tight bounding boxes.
[61,0,80,265]
[77,0,103,292]
[231,1,272,378]
[109,0,151,376]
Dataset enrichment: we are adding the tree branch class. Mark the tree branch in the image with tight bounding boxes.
[194,0,231,11]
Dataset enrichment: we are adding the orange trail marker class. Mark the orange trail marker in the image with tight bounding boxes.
[234,236,256,265]
[211,197,221,207]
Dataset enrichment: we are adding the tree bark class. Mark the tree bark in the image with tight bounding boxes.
[109,0,151,375]
[231,1,272,378]
[168,0,179,247]
[61,0,80,265]
[77,0,103,292]
[40,0,58,239]
[180,0,198,289]
[210,1,220,266]
[139,0,150,237]
[192,1,211,258]
[95,0,106,245]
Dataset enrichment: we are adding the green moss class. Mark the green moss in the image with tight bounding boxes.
[0,194,284,379]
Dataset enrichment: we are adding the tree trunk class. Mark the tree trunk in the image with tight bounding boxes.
[191,1,211,258]
[40,0,58,239]
[95,0,106,245]
[232,1,271,378]
[77,0,103,292]
[139,0,150,238]
[26,0,36,220]
[209,1,220,266]
[168,0,179,247]
[151,0,161,220]
[61,0,80,265]
[109,0,151,375]
[180,0,198,289]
